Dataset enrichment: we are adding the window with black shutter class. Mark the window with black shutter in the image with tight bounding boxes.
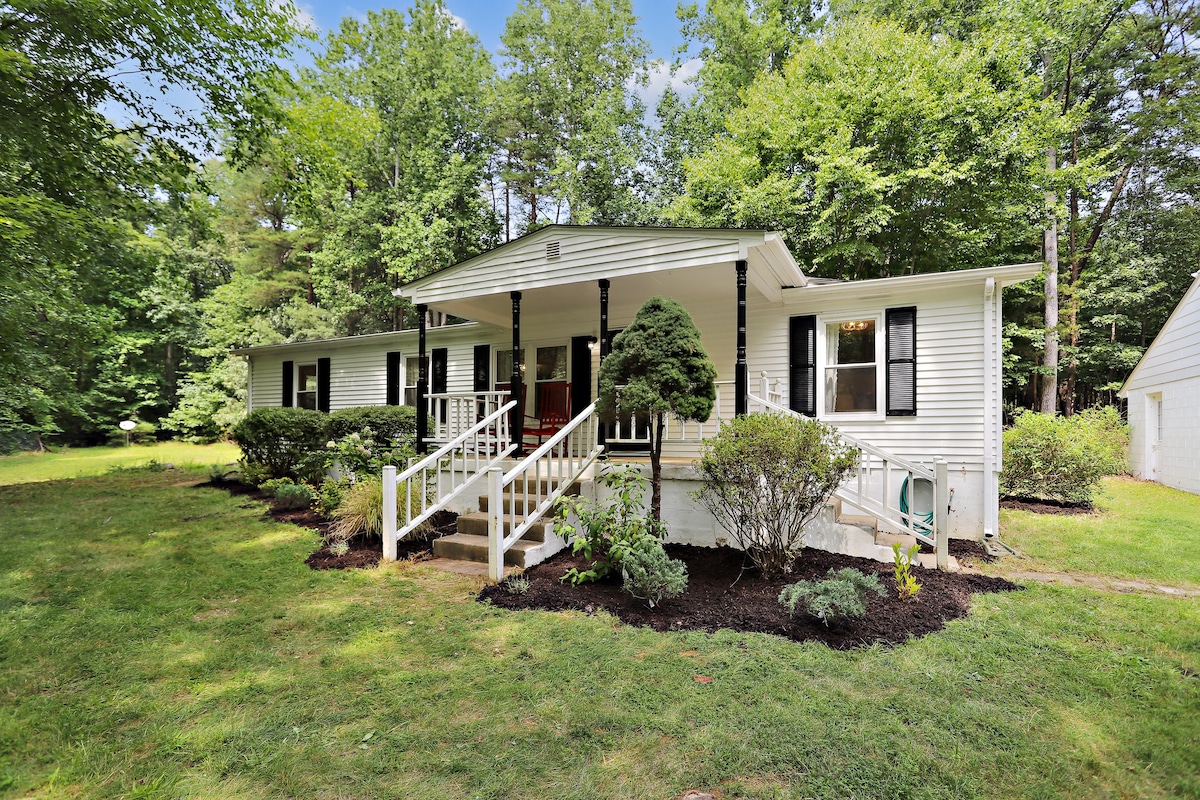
[386,351,402,405]
[281,360,294,407]
[317,358,331,412]
[886,306,917,416]
[789,315,817,416]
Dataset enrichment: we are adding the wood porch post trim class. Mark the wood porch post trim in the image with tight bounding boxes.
[598,279,610,449]
[735,259,748,416]
[510,291,523,452]
[416,303,428,455]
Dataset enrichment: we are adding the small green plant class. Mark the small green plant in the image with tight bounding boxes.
[328,540,350,557]
[892,543,922,601]
[314,477,348,517]
[272,482,313,511]
[620,537,687,608]
[779,568,886,625]
[554,468,667,585]
[208,463,235,484]
[503,575,531,595]
[258,477,295,498]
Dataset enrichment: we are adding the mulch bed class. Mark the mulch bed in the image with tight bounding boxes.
[200,477,452,570]
[479,544,1019,650]
[1000,496,1093,515]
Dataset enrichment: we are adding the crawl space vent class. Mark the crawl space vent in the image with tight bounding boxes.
[546,241,561,259]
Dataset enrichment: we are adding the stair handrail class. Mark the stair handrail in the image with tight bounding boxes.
[381,400,517,561]
[485,402,604,581]
[748,391,949,567]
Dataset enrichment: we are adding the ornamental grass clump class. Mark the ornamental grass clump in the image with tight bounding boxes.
[694,413,858,578]
[779,568,886,626]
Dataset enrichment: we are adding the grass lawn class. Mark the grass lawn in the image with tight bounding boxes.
[0,441,240,486]
[0,470,1197,799]
[996,476,1200,590]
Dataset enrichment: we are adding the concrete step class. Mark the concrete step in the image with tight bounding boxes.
[432,533,545,567]
[503,477,581,496]
[477,492,575,515]
[875,530,919,551]
[838,514,878,535]
[455,511,551,541]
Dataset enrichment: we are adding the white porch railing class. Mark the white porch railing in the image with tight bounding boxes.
[748,390,950,569]
[381,400,517,560]
[486,402,604,581]
[427,390,510,443]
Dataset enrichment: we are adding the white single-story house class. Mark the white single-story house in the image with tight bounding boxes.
[234,226,1038,577]
[1118,269,1200,495]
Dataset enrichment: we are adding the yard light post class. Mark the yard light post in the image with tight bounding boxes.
[119,419,136,447]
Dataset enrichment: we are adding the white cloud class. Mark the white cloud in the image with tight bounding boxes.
[630,58,702,110]
[273,0,319,34]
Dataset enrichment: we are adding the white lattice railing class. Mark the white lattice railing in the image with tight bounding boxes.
[427,391,510,443]
[749,390,950,568]
[486,402,604,581]
[381,400,517,560]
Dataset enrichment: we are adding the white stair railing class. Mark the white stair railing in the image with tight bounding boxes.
[748,390,950,569]
[486,402,604,582]
[381,401,517,561]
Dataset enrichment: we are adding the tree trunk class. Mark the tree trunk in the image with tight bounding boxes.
[650,411,664,522]
[1041,145,1060,415]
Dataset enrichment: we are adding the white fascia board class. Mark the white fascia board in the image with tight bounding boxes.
[1118,269,1200,396]
[229,321,486,357]
[780,263,1041,304]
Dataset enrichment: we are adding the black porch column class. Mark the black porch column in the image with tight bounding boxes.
[598,279,610,449]
[416,303,428,454]
[735,259,748,416]
[510,291,523,451]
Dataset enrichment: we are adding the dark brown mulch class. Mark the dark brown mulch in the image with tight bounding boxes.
[200,477,452,570]
[1000,496,1093,515]
[479,544,1019,650]
[918,538,998,566]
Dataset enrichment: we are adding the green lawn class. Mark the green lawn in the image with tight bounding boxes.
[0,469,1197,799]
[996,475,1200,589]
[0,441,240,485]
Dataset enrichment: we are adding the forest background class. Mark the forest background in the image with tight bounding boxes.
[1,0,1197,448]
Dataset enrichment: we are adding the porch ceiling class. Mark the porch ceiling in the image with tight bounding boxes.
[425,261,753,328]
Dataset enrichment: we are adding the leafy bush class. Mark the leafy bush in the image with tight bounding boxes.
[314,477,348,517]
[621,537,688,608]
[779,568,885,625]
[555,468,667,585]
[273,482,313,511]
[1000,408,1130,506]
[258,477,295,498]
[694,413,859,578]
[161,357,247,443]
[892,543,922,601]
[231,407,328,481]
[323,430,415,484]
[326,406,420,446]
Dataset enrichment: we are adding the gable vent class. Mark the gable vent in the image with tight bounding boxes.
[546,241,561,259]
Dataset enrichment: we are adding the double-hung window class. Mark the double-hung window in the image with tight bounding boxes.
[296,363,319,410]
[822,317,882,416]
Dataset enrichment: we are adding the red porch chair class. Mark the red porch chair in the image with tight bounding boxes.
[524,381,572,447]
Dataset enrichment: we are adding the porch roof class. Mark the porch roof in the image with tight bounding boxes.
[396,226,806,326]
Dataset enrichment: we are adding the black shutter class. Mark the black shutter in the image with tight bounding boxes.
[386,351,401,406]
[789,316,817,416]
[473,345,490,391]
[431,348,448,394]
[886,306,917,416]
[570,335,592,416]
[317,357,331,413]
[281,361,294,407]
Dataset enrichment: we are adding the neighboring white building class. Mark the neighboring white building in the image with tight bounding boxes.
[1119,270,1200,495]
[235,226,1038,566]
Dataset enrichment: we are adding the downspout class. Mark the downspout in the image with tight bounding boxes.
[983,278,1000,541]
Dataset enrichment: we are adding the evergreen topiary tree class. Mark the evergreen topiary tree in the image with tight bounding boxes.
[598,296,717,520]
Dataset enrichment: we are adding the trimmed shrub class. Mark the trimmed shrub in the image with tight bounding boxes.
[258,477,295,497]
[232,407,328,481]
[621,538,688,608]
[273,483,313,511]
[694,413,859,578]
[1000,408,1130,506]
[326,406,420,445]
[779,568,885,625]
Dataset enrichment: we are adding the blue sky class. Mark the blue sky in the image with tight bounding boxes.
[292,0,701,102]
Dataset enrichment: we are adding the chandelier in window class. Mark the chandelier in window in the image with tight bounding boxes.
[840,320,871,332]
